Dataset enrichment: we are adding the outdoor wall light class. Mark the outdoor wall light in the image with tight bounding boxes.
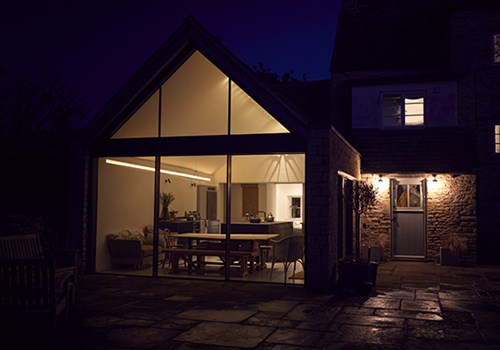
[432,174,438,182]
[378,174,383,182]
[105,159,211,182]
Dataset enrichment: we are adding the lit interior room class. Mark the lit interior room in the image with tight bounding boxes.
[95,154,305,284]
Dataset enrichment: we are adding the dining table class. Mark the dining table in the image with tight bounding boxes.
[170,232,279,271]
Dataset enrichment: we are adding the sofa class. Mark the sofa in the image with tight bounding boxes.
[107,229,166,269]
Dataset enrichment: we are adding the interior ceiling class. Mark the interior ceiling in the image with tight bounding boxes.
[137,155,304,182]
[160,156,226,176]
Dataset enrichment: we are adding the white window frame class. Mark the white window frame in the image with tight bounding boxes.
[288,196,302,219]
[493,34,500,64]
[381,92,425,128]
[495,125,500,154]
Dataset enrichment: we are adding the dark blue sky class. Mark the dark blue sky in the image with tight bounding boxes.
[1,1,340,117]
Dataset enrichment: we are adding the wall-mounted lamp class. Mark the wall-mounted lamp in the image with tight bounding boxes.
[432,174,438,182]
[378,174,383,182]
[191,182,197,187]
[165,178,171,183]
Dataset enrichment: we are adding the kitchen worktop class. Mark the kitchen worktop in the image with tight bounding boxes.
[221,221,293,237]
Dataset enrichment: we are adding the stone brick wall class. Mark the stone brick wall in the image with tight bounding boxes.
[360,173,477,264]
[358,174,392,260]
[305,127,360,292]
[427,174,477,265]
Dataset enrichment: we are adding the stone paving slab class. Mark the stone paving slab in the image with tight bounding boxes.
[401,299,441,313]
[174,321,274,348]
[176,308,256,322]
[334,314,405,328]
[333,324,403,347]
[360,297,401,309]
[105,327,179,349]
[265,328,334,348]
[406,319,484,343]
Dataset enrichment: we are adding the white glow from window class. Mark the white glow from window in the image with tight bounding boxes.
[105,159,211,182]
[404,96,424,126]
[494,34,500,63]
[495,125,500,153]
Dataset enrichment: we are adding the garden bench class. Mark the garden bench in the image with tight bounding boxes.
[0,258,70,332]
[0,234,78,304]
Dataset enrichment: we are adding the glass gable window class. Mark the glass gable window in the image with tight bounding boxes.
[382,93,424,128]
[112,50,289,138]
[495,125,500,153]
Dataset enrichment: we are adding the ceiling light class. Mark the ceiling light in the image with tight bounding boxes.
[105,159,211,182]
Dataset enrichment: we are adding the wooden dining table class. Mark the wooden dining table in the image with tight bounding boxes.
[170,233,279,271]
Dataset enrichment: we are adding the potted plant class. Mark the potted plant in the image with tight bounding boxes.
[160,192,175,220]
[337,180,379,296]
[440,233,468,266]
[352,180,378,259]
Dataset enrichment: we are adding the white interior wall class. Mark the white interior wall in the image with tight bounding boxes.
[266,183,277,218]
[231,184,243,222]
[96,158,155,271]
[159,174,197,217]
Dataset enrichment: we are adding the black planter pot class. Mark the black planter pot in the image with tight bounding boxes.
[336,259,379,296]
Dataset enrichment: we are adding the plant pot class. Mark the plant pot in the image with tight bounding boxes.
[440,247,460,266]
[336,259,379,296]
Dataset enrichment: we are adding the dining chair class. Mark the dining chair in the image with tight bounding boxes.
[269,235,304,284]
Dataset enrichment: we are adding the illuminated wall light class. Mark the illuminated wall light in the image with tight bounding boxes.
[378,174,383,182]
[105,159,211,182]
[432,174,438,182]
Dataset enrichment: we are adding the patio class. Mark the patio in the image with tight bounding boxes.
[11,261,500,349]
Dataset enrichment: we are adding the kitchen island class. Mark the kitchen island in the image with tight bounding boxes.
[221,221,293,238]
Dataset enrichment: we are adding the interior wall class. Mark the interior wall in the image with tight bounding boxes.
[266,183,277,217]
[160,173,197,217]
[96,158,154,271]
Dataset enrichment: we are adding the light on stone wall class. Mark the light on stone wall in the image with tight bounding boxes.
[432,174,438,182]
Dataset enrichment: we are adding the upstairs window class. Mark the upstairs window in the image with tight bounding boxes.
[494,34,500,64]
[382,93,424,128]
[495,125,500,153]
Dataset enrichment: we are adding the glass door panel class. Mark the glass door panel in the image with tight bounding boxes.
[230,154,305,284]
[95,157,155,276]
[159,155,227,280]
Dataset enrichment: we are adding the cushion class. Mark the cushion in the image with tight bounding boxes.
[106,229,145,244]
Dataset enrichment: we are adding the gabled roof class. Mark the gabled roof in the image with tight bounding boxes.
[86,16,311,141]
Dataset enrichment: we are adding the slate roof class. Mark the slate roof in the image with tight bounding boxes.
[331,0,500,73]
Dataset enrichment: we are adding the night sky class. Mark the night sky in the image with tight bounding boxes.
[1,1,340,120]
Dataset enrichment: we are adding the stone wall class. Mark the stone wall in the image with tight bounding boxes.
[305,127,360,292]
[360,173,477,264]
[358,174,392,259]
[427,174,477,265]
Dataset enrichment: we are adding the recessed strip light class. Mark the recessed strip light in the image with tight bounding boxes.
[105,159,211,182]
